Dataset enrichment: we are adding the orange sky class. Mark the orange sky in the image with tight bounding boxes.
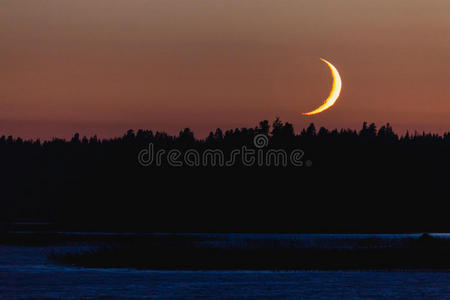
[1,0,449,139]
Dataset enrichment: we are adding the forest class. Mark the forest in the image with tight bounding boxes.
[1,119,449,233]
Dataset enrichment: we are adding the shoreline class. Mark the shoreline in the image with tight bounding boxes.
[38,233,450,271]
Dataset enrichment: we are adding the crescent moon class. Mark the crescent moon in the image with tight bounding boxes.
[302,58,342,115]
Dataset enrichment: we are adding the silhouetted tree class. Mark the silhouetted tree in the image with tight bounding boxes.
[258,120,270,135]
[301,123,316,137]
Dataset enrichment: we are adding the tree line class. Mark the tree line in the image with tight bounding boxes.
[1,119,450,233]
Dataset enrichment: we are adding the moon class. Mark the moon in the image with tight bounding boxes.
[302,58,342,115]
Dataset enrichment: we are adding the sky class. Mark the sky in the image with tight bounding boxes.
[1,0,449,139]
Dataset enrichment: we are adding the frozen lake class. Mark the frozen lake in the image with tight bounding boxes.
[1,234,450,299]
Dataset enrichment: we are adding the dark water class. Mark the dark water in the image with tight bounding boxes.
[1,234,450,299]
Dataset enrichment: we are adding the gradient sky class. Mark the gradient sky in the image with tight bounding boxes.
[1,0,449,139]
